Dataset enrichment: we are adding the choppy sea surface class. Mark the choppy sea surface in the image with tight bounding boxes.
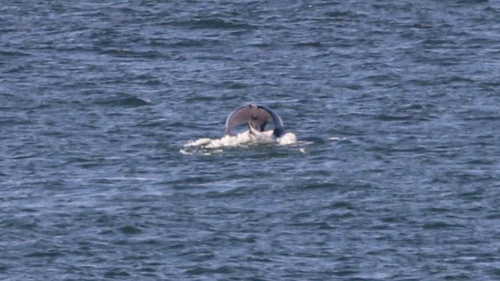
[2,1,500,280]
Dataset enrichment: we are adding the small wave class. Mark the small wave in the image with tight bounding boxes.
[0,49,31,57]
[189,18,255,30]
[93,95,151,107]
[180,130,299,155]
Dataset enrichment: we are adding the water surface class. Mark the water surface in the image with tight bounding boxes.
[1,1,500,280]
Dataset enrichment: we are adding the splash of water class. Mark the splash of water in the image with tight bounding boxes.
[180,130,299,154]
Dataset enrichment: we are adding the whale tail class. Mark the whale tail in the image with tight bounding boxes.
[225,104,284,137]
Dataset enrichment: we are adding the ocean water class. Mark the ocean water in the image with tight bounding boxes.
[1,0,500,280]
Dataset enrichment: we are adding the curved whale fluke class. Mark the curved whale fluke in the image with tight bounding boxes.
[225,104,284,137]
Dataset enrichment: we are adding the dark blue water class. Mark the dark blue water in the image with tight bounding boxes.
[2,1,500,280]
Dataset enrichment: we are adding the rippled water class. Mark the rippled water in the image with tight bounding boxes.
[2,1,500,280]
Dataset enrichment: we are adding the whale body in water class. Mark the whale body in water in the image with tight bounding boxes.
[225,104,284,138]
[180,104,297,153]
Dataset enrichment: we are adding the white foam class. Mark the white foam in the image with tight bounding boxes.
[183,130,299,153]
[277,132,297,145]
